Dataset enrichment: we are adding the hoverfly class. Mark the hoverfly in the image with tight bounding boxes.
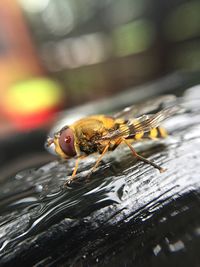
[46,95,179,185]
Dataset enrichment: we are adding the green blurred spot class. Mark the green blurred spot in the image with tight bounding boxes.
[165,1,200,42]
[171,42,200,70]
[66,67,105,97]
[112,19,155,57]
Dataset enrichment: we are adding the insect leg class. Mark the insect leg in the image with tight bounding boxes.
[92,143,110,171]
[87,143,110,180]
[64,157,81,186]
[122,138,166,173]
[87,138,123,180]
[72,157,81,177]
[46,137,54,147]
[108,138,122,151]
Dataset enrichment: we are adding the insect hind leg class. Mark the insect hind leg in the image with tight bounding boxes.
[122,138,166,173]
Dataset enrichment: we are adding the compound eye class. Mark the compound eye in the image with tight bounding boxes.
[58,127,76,157]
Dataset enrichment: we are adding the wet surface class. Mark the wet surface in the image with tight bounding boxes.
[0,84,200,266]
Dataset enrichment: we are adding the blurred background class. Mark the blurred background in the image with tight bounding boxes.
[0,0,200,175]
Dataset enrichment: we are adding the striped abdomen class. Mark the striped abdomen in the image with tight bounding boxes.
[131,126,168,141]
[115,118,168,141]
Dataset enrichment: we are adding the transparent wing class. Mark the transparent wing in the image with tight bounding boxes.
[102,106,179,140]
[113,95,177,119]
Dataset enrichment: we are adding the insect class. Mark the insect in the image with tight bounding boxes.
[46,96,178,185]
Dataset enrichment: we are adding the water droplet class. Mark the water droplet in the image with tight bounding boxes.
[168,240,185,252]
[0,170,125,254]
[153,244,162,256]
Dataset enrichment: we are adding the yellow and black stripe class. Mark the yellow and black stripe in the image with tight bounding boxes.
[127,126,168,141]
[143,127,168,140]
[117,118,168,141]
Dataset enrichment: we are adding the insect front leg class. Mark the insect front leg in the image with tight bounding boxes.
[64,157,82,186]
[122,138,166,173]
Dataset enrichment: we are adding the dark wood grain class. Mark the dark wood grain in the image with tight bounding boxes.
[0,82,200,267]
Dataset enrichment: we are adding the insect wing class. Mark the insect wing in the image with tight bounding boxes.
[114,95,176,119]
[128,107,178,134]
[102,106,179,140]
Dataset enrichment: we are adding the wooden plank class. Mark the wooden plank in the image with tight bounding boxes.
[0,84,200,267]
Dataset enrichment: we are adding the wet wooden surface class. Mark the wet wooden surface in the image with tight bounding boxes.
[0,81,200,267]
